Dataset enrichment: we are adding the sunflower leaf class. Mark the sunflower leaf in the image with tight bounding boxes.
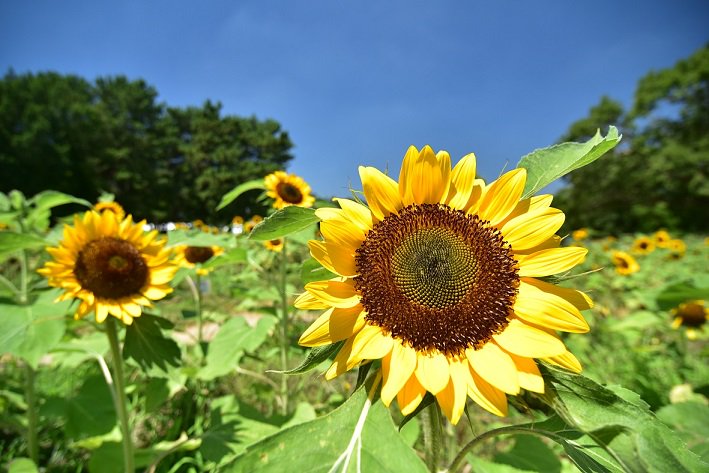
[300,257,337,284]
[248,207,320,241]
[123,314,181,375]
[0,231,48,260]
[655,281,709,311]
[269,341,344,375]
[216,179,266,211]
[398,393,435,431]
[517,126,621,199]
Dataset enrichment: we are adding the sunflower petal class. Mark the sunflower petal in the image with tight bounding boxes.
[501,207,565,251]
[333,198,374,232]
[381,342,417,406]
[522,277,593,311]
[293,291,330,310]
[359,166,402,221]
[298,306,365,347]
[447,152,478,210]
[308,240,358,277]
[466,366,508,417]
[410,146,450,204]
[517,247,588,277]
[320,219,365,251]
[347,324,393,364]
[514,281,590,333]
[477,168,527,226]
[493,319,567,357]
[397,374,427,416]
[304,279,360,308]
[466,342,520,394]
[436,357,469,424]
[415,351,450,395]
[543,350,583,373]
[325,337,355,380]
[399,145,420,206]
[507,352,545,393]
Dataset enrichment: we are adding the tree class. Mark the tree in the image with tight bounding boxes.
[555,44,709,233]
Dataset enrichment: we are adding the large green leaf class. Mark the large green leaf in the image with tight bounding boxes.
[223,383,427,473]
[216,179,266,211]
[0,232,48,259]
[8,458,38,473]
[249,207,320,241]
[123,314,181,374]
[0,289,69,368]
[655,281,709,311]
[656,402,709,463]
[28,190,91,214]
[198,316,277,380]
[543,366,708,473]
[517,126,621,199]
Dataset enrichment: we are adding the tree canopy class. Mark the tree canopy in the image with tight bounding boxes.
[0,71,293,222]
[554,44,709,234]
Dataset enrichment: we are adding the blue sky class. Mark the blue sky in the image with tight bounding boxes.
[1,1,707,199]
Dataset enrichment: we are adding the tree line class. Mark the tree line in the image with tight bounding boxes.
[0,72,293,223]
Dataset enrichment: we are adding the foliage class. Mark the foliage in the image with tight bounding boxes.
[555,44,709,233]
[0,71,293,223]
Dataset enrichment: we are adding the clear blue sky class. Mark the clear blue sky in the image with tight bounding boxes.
[1,1,707,199]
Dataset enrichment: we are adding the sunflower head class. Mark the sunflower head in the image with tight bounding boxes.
[572,228,589,241]
[296,145,591,424]
[232,216,245,225]
[667,238,686,256]
[264,239,284,252]
[671,300,708,340]
[38,210,177,325]
[631,236,655,254]
[264,171,316,210]
[173,245,224,275]
[94,201,126,221]
[653,229,672,247]
[611,251,639,275]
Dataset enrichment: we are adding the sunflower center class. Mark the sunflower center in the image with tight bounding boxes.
[354,203,519,355]
[679,304,706,327]
[276,182,303,204]
[74,237,148,299]
[184,246,215,264]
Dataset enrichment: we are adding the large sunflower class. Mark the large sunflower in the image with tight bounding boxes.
[265,171,316,209]
[296,145,591,424]
[38,210,176,325]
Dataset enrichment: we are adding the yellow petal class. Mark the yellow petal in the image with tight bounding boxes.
[493,319,567,358]
[513,235,562,256]
[151,267,177,285]
[466,365,508,417]
[348,324,393,364]
[466,342,520,394]
[398,145,420,206]
[477,168,527,226]
[543,350,583,373]
[359,166,402,221]
[143,285,171,300]
[397,374,426,416]
[320,219,365,251]
[381,342,417,406]
[410,146,450,204]
[308,240,358,278]
[501,207,565,250]
[522,277,593,311]
[298,306,365,347]
[446,152,478,210]
[415,351,450,395]
[95,303,109,323]
[517,247,588,277]
[514,281,590,333]
[304,279,360,308]
[325,337,355,380]
[436,357,469,424]
[293,291,330,310]
[333,198,374,232]
[507,352,545,393]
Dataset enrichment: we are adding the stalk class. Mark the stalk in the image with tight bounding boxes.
[185,274,205,361]
[278,239,289,415]
[423,403,444,472]
[24,363,39,464]
[105,318,134,473]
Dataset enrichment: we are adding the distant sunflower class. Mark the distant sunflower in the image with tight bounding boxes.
[38,211,176,325]
[94,201,126,221]
[173,245,224,275]
[264,239,284,252]
[667,238,686,257]
[572,228,589,241]
[232,216,244,225]
[265,171,315,209]
[631,236,655,255]
[653,230,671,248]
[671,300,708,340]
[611,251,639,275]
[296,145,591,424]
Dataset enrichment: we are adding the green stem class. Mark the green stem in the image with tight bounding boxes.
[423,403,444,472]
[0,273,20,298]
[19,249,29,304]
[105,318,134,473]
[185,274,205,361]
[24,363,39,464]
[278,239,289,416]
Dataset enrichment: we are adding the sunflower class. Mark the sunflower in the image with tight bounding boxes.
[295,145,591,424]
[653,229,671,248]
[38,210,176,325]
[265,171,316,209]
[572,228,589,241]
[232,216,244,225]
[611,251,639,275]
[94,201,126,221]
[631,236,655,254]
[264,239,284,252]
[173,245,224,275]
[671,300,708,340]
[667,238,686,257]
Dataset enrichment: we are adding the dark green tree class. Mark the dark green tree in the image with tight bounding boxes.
[555,45,709,233]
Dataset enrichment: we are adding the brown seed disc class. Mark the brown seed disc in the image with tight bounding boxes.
[74,237,148,299]
[185,246,215,264]
[277,182,304,204]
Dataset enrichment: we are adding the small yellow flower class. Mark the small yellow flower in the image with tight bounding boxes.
[572,228,589,241]
[631,236,655,255]
[264,171,316,209]
[611,251,639,275]
[653,229,671,248]
[251,215,264,224]
[232,216,244,225]
[264,239,284,252]
[94,201,126,221]
[671,300,708,340]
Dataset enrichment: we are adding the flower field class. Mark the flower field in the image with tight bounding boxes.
[1,133,708,473]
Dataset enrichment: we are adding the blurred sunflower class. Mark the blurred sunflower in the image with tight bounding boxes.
[232,216,244,225]
[265,171,315,209]
[264,239,284,252]
[671,300,708,340]
[667,238,686,258]
[572,228,589,241]
[631,236,655,254]
[174,245,224,275]
[653,229,671,248]
[94,201,126,221]
[296,145,591,424]
[38,211,176,325]
[611,251,639,275]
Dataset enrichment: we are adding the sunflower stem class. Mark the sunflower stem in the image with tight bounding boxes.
[423,403,444,472]
[278,238,289,416]
[105,317,135,473]
[185,274,205,361]
[24,362,39,464]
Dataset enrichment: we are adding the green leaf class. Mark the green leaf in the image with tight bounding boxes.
[166,229,233,247]
[0,289,69,368]
[28,190,91,214]
[398,393,435,431]
[198,316,277,380]
[249,207,320,241]
[202,247,248,269]
[494,435,562,472]
[51,332,109,368]
[517,126,621,199]
[217,179,266,211]
[123,314,181,375]
[543,366,708,473]
[301,257,337,284]
[656,281,709,311]
[223,384,427,473]
[656,402,709,463]
[270,341,344,375]
[0,232,48,259]
[8,458,38,473]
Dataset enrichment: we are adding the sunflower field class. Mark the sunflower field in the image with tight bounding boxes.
[1,122,708,473]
